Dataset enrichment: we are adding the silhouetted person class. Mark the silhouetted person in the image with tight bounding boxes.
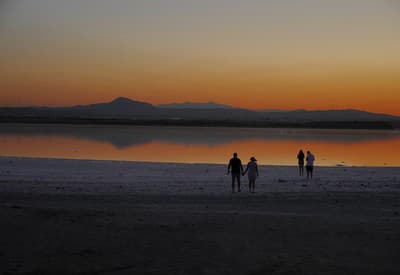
[297,150,305,176]
[243,156,259,193]
[306,151,315,179]
[227,152,244,193]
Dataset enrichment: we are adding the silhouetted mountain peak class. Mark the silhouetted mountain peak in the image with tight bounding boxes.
[110,97,146,105]
[112,97,130,103]
[67,97,155,117]
[100,97,154,109]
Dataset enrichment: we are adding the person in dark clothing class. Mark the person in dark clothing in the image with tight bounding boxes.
[306,151,315,179]
[227,152,244,193]
[297,149,305,176]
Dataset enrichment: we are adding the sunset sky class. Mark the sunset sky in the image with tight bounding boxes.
[1,0,399,114]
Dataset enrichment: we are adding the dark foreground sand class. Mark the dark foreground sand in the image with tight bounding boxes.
[1,157,400,275]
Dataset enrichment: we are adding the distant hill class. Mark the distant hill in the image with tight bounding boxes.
[70,97,155,117]
[157,102,236,109]
[1,97,399,129]
[0,97,156,119]
[81,97,153,110]
[263,109,400,122]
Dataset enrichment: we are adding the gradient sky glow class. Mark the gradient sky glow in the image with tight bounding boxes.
[1,0,399,114]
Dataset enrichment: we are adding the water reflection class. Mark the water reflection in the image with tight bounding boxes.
[1,124,400,166]
[1,124,399,147]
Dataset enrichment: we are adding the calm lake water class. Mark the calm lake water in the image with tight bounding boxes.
[1,124,400,166]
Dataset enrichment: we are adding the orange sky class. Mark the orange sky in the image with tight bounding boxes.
[1,1,399,115]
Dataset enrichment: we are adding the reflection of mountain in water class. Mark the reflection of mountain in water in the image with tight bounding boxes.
[1,124,400,149]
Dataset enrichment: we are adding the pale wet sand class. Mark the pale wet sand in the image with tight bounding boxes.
[1,157,400,274]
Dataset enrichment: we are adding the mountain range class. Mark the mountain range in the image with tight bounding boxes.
[1,97,399,129]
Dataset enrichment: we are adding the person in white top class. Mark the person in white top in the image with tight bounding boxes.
[306,151,315,179]
[243,157,259,193]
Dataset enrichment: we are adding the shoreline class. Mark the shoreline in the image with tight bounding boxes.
[0,118,397,130]
[1,156,399,195]
[2,155,400,168]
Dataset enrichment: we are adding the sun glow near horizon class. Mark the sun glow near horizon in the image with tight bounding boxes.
[0,0,399,115]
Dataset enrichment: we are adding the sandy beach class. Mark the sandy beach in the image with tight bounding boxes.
[1,157,400,274]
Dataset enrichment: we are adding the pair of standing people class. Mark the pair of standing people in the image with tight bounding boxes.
[297,150,315,179]
[227,153,259,193]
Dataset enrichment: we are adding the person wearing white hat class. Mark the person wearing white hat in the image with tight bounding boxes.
[243,156,259,193]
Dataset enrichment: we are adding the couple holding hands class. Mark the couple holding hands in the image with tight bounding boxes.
[227,152,259,193]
